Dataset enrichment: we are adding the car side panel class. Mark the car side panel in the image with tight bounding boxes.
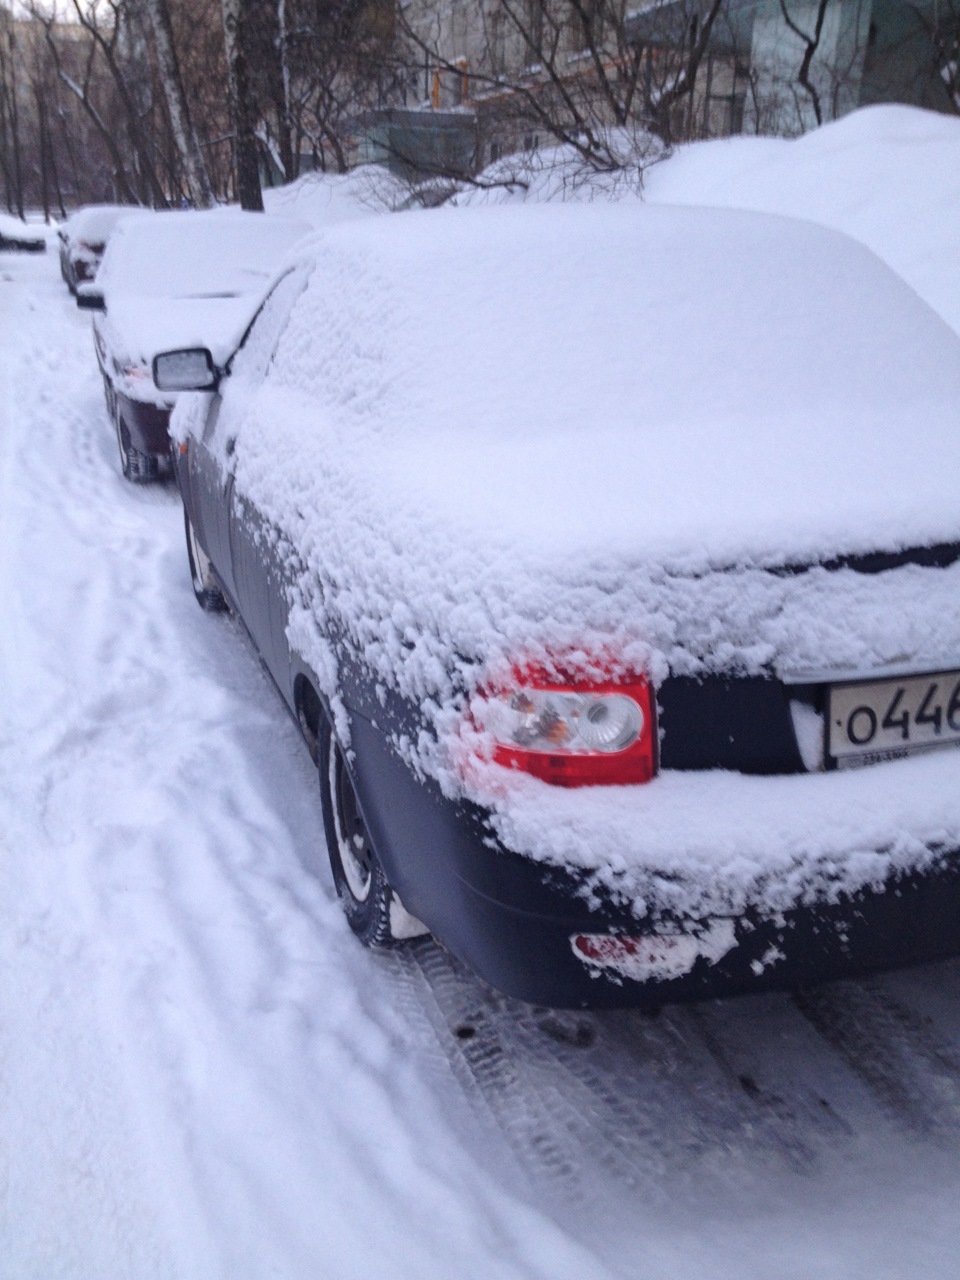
[186,401,241,606]
[228,491,292,693]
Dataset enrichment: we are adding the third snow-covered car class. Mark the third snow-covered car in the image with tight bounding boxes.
[57,204,133,292]
[157,203,960,1009]
[80,209,311,481]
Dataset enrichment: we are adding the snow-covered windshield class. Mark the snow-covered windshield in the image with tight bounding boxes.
[63,204,135,245]
[98,210,311,300]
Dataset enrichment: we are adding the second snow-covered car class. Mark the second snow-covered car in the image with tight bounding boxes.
[80,209,311,481]
[157,203,960,1009]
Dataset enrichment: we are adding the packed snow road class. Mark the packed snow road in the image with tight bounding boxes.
[4,246,960,1280]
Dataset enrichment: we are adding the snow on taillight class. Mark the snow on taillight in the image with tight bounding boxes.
[474,665,657,787]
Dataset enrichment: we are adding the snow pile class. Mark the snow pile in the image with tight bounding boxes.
[60,203,136,246]
[643,105,960,335]
[174,197,960,916]
[0,211,48,249]
[450,131,665,206]
[263,165,410,226]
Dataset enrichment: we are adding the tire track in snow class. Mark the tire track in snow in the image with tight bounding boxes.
[4,288,594,1280]
[403,941,591,1199]
[390,932,960,1232]
[794,976,960,1138]
[397,941,836,1208]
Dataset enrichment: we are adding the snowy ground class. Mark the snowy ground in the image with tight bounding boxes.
[4,141,960,1275]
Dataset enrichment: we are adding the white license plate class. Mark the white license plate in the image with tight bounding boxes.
[827,669,960,764]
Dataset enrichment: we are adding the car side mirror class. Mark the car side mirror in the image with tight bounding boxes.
[153,347,220,392]
[76,283,105,311]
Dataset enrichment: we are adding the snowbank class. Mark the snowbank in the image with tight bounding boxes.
[644,105,960,335]
[0,212,48,250]
[263,165,409,226]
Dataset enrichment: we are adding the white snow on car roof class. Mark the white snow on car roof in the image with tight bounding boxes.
[0,212,47,246]
[260,201,960,569]
[62,204,137,243]
[98,208,312,300]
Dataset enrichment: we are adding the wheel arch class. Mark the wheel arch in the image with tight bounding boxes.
[293,670,324,764]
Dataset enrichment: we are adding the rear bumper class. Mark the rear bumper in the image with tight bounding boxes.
[116,390,172,459]
[445,850,960,1009]
[347,712,960,1009]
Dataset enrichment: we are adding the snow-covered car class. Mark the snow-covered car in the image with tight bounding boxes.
[57,204,134,292]
[0,212,46,253]
[157,202,960,1010]
[80,209,311,482]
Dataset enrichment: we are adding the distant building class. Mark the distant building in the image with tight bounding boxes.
[744,0,955,133]
[350,0,957,177]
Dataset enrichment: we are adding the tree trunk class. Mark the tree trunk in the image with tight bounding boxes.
[141,0,216,207]
[221,0,263,211]
[1,24,25,218]
[275,0,295,181]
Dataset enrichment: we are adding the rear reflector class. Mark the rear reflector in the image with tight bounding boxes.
[571,922,737,982]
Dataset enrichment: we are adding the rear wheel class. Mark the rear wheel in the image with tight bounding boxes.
[319,717,425,948]
[184,510,226,611]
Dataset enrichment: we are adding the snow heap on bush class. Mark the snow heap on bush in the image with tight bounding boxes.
[643,104,960,335]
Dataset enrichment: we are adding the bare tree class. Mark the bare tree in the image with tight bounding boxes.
[221,0,263,208]
[62,0,169,203]
[0,7,26,215]
[776,0,830,123]
[140,0,215,205]
[393,0,737,186]
[253,0,400,177]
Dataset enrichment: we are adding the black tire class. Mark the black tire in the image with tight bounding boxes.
[184,510,227,612]
[319,717,401,949]
[115,402,158,483]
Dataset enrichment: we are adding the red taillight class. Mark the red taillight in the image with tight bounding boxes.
[476,665,657,787]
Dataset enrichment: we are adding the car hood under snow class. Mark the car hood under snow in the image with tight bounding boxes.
[101,292,261,378]
[96,209,313,392]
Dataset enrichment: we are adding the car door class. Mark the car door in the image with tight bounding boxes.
[188,394,239,607]
[212,266,312,688]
